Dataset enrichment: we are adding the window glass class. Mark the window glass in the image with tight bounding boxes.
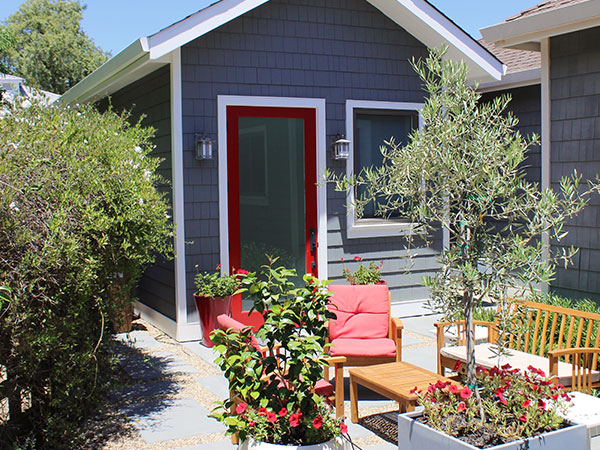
[354,109,417,218]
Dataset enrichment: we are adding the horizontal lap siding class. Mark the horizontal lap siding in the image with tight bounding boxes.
[98,66,177,320]
[550,27,600,301]
[182,0,436,317]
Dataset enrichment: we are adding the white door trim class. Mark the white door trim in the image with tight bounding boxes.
[217,95,328,279]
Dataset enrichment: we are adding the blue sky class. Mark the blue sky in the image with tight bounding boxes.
[0,0,534,55]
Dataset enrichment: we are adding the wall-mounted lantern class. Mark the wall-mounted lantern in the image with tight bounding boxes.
[331,134,351,160]
[195,134,214,160]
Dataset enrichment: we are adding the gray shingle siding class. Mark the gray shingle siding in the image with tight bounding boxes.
[181,0,436,320]
[98,66,176,320]
[550,26,600,300]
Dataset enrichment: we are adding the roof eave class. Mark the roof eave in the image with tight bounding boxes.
[480,0,600,48]
[478,68,541,93]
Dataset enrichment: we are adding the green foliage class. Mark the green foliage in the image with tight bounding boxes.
[330,47,599,385]
[2,0,109,94]
[342,258,384,285]
[194,266,245,298]
[0,27,16,73]
[0,100,172,447]
[210,258,344,445]
[418,365,571,445]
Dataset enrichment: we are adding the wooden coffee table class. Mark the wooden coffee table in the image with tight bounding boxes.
[349,361,460,423]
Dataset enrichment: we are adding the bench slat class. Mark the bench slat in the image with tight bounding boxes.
[539,311,550,357]
[566,318,576,363]
[549,312,559,353]
[532,308,542,355]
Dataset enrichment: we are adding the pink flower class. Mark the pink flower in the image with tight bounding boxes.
[312,415,323,429]
[258,407,267,416]
[278,407,288,417]
[449,384,459,394]
[216,264,221,270]
[249,420,256,427]
[236,269,249,275]
[460,387,473,400]
[518,414,527,423]
[435,380,449,390]
[457,402,466,413]
[289,413,302,427]
[236,402,247,414]
[522,399,532,408]
[353,256,362,261]
[340,422,348,434]
[496,389,507,406]
[267,412,277,423]
[427,384,437,394]
[453,361,463,371]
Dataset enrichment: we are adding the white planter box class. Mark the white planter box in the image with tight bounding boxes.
[397,411,588,450]
[239,436,352,450]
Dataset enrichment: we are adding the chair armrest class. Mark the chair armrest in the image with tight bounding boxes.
[548,347,600,377]
[391,318,404,361]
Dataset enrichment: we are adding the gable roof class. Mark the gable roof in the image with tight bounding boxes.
[481,0,600,50]
[61,0,504,105]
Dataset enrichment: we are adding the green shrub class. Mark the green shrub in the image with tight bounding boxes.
[0,100,172,447]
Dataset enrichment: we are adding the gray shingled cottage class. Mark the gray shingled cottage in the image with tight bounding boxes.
[480,0,600,301]
[61,0,503,341]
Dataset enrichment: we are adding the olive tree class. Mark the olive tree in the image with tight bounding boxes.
[332,47,598,389]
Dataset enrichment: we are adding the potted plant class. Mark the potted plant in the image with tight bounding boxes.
[194,264,247,347]
[397,364,587,449]
[210,258,351,449]
[342,257,385,285]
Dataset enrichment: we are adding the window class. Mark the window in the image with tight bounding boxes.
[345,100,423,239]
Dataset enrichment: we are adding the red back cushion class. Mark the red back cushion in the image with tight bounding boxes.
[216,314,262,352]
[327,284,390,340]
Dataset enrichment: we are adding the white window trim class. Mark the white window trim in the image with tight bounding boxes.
[345,99,424,239]
[217,95,328,279]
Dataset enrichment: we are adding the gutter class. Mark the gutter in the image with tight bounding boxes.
[478,68,541,93]
[59,38,150,105]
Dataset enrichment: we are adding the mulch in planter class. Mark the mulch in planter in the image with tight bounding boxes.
[358,412,399,446]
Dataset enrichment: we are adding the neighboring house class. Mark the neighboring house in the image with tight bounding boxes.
[0,73,60,104]
[481,0,600,301]
[61,0,503,341]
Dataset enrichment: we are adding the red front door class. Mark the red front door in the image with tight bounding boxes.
[227,106,318,328]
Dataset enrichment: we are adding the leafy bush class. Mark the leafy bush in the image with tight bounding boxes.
[0,100,172,447]
[342,257,384,285]
[194,266,246,298]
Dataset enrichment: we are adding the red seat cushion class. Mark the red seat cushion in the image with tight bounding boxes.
[314,379,334,398]
[329,338,397,358]
[328,284,390,340]
[216,314,263,353]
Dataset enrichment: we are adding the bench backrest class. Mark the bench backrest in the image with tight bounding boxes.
[503,299,600,367]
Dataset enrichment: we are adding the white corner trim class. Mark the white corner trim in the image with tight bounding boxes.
[540,38,551,294]
[481,0,600,48]
[217,95,328,280]
[478,68,541,93]
[345,99,424,240]
[135,300,178,339]
[148,0,269,59]
[170,48,188,326]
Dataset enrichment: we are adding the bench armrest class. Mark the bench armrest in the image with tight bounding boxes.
[391,318,404,361]
[548,347,600,377]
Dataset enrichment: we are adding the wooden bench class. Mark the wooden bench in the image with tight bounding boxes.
[435,299,600,389]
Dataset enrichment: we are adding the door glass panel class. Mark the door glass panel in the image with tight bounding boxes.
[238,117,306,311]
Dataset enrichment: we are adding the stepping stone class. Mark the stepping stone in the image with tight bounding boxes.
[151,351,199,375]
[196,375,230,401]
[117,347,164,381]
[182,341,220,368]
[120,397,224,443]
[115,330,163,352]
[109,380,179,402]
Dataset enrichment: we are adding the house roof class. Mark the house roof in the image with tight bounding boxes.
[61,0,504,105]
[481,0,600,50]
[478,39,540,74]
[1,73,60,103]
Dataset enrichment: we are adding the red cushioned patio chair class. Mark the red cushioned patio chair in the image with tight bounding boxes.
[325,284,403,379]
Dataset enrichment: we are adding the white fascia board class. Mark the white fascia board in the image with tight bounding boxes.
[147,0,269,59]
[481,0,600,48]
[478,68,541,93]
[60,38,150,105]
[368,0,504,83]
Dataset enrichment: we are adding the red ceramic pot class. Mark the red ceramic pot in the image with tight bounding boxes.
[193,294,233,347]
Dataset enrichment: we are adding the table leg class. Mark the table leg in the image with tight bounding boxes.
[350,374,359,423]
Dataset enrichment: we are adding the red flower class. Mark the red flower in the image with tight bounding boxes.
[249,420,256,427]
[459,387,473,399]
[236,402,247,414]
[267,412,277,423]
[453,361,462,371]
[278,407,288,417]
[522,399,532,408]
[340,422,348,434]
[427,384,437,394]
[496,389,507,406]
[340,257,344,262]
[289,413,302,427]
[353,256,362,261]
[236,269,249,275]
[518,414,527,423]
[258,407,267,416]
[538,399,547,411]
[410,386,419,394]
[551,394,559,401]
[435,380,449,390]
[216,264,221,269]
[449,384,459,394]
[312,415,323,429]
[457,402,466,413]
